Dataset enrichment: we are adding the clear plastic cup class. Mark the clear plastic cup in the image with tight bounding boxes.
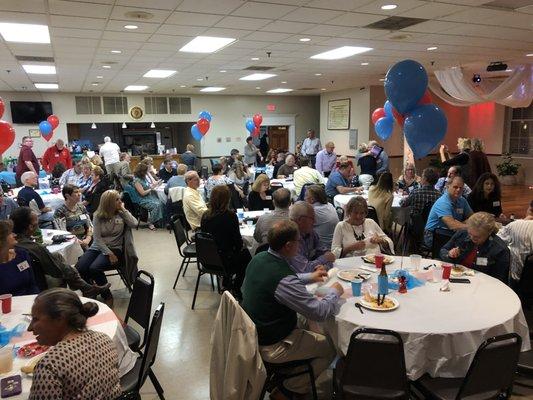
[432,266,443,283]
[0,345,13,374]
[247,220,253,227]
[410,255,422,271]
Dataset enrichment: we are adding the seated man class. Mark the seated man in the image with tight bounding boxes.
[424,176,473,247]
[10,207,108,296]
[435,166,471,196]
[158,158,177,183]
[254,188,291,245]
[293,157,324,197]
[325,162,360,198]
[183,171,207,231]
[0,188,18,220]
[272,152,286,179]
[117,152,134,189]
[242,220,343,400]
[17,171,54,227]
[401,167,441,217]
[59,161,83,186]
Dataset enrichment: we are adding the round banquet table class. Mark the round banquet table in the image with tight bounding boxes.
[41,229,84,265]
[0,295,137,399]
[315,256,531,380]
[9,188,65,212]
[238,210,269,254]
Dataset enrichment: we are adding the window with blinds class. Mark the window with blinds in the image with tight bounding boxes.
[103,96,128,114]
[509,105,533,155]
[75,96,102,114]
[169,97,191,114]
[144,97,168,114]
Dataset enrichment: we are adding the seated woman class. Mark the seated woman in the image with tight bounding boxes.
[266,149,278,166]
[200,185,252,298]
[440,211,510,284]
[0,220,39,295]
[368,172,394,232]
[28,288,122,400]
[132,163,164,230]
[76,163,93,193]
[331,196,393,258]
[248,174,274,211]
[205,164,233,200]
[140,157,159,185]
[76,190,139,305]
[83,166,108,216]
[467,172,506,220]
[227,160,250,207]
[277,154,297,178]
[397,163,420,193]
[54,184,93,250]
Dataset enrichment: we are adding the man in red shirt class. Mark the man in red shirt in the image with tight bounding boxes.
[15,136,40,187]
[42,139,72,173]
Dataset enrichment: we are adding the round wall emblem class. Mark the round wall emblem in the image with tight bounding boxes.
[129,106,144,120]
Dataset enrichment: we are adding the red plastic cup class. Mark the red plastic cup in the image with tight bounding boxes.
[442,264,452,280]
[0,294,12,313]
[374,254,384,269]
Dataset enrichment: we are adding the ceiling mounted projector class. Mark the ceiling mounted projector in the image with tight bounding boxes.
[486,62,507,72]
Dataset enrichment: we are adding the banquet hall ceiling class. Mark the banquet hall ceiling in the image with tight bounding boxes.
[0,0,531,95]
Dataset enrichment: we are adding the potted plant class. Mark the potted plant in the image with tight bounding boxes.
[496,153,521,185]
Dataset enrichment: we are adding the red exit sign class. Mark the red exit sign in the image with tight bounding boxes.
[267,104,276,111]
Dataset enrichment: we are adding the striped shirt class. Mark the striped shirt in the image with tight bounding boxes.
[401,185,442,216]
[293,166,324,196]
[497,219,533,281]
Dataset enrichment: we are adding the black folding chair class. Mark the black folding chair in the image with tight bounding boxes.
[406,202,433,256]
[335,206,345,221]
[432,227,455,260]
[260,359,318,400]
[170,216,196,288]
[414,333,521,400]
[516,254,533,308]
[120,303,165,400]
[115,392,141,400]
[333,328,409,400]
[270,182,284,193]
[367,205,379,225]
[124,270,155,353]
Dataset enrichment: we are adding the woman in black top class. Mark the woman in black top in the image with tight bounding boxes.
[440,138,471,169]
[357,144,377,177]
[200,185,251,298]
[467,172,505,220]
[83,166,109,216]
[248,174,274,211]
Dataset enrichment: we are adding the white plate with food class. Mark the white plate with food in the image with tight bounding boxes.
[362,254,395,265]
[337,269,372,282]
[450,265,475,277]
[360,292,399,311]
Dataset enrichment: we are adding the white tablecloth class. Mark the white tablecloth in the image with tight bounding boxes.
[239,210,269,254]
[0,295,137,399]
[42,229,84,265]
[318,256,530,380]
[10,188,65,211]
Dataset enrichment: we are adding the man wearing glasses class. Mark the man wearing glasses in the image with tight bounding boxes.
[16,136,40,187]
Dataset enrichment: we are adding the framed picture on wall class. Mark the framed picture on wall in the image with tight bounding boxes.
[328,98,350,130]
[28,129,41,138]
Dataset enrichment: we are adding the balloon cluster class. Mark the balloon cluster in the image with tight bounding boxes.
[372,59,448,159]
[191,110,212,141]
[38,114,60,142]
[0,97,16,155]
[245,114,262,137]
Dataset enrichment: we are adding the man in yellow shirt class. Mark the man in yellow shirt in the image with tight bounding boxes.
[183,171,207,230]
[293,157,324,197]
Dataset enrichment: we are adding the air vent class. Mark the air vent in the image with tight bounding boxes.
[75,96,101,115]
[388,33,412,40]
[483,0,531,9]
[244,66,275,71]
[144,97,168,114]
[101,61,118,65]
[16,56,55,62]
[124,11,154,20]
[192,85,208,88]
[297,88,318,91]
[169,97,191,114]
[366,16,427,30]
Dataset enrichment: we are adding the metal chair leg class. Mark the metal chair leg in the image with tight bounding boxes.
[148,369,165,400]
[191,271,202,310]
[210,274,215,291]
[173,258,186,289]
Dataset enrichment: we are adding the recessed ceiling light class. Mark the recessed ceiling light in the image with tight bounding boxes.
[200,87,226,92]
[381,4,397,10]
[96,75,103,79]
[0,23,50,44]
[299,38,311,42]
[361,62,369,66]
[320,88,326,91]
[315,73,322,76]
[196,78,203,81]
[180,85,186,88]
[102,65,111,69]
[427,46,438,51]
[255,87,261,89]
[91,83,98,86]
[311,46,373,60]
[281,81,287,84]
[379,78,386,81]
[219,70,227,73]
[267,88,293,93]
[124,85,148,91]
[143,69,177,78]
[111,50,122,54]
[527,53,533,57]
[124,25,138,30]
[179,36,236,54]
[240,73,277,81]
[22,65,56,74]
[251,57,260,61]
[34,83,58,89]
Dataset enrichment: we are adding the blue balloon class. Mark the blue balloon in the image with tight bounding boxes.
[198,110,212,122]
[191,124,202,141]
[245,119,255,133]
[403,104,448,159]
[385,59,428,114]
[384,100,394,118]
[375,117,394,141]
[39,121,52,135]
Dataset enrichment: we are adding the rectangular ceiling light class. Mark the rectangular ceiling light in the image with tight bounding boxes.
[23,65,56,74]
[310,46,373,60]
[179,36,236,54]
[200,87,226,92]
[34,83,58,89]
[143,69,177,78]
[0,23,50,44]
[124,85,148,91]
[240,73,277,81]
[266,88,293,93]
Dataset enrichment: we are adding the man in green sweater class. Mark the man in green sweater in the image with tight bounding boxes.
[242,220,343,399]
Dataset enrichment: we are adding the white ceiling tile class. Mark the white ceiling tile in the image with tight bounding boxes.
[203,27,254,38]
[0,0,46,13]
[99,40,143,50]
[110,6,171,23]
[105,20,160,33]
[148,34,190,45]
[441,7,510,24]
[141,42,181,51]
[398,2,468,19]
[244,31,292,42]
[52,37,98,47]
[306,0,371,10]
[155,24,206,36]
[0,11,48,24]
[116,0,180,10]
[341,28,389,39]
[166,11,223,26]
[401,20,464,34]
[49,0,112,18]
[102,31,151,42]
[177,0,243,14]
[231,2,296,19]
[483,10,533,30]
[260,20,315,33]
[252,0,311,6]
[354,0,425,15]
[282,34,331,43]
[215,16,272,30]
[281,7,344,23]
[51,27,102,39]
[325,12,384,27]
[50,15,107,29]
[302,24,355,36]
[231,40,269,49]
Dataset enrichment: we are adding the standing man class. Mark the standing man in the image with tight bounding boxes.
[41,139,72,173]
[315,141,336,177]
[99,136,121,187]
[15,136,39,187]
[368,140,389,174]
[117,153,134,189]
[300,129,322,168]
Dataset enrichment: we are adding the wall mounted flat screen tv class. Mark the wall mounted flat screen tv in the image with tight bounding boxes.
[10,101,53,124]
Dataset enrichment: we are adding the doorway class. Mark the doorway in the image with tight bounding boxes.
[268,126,289,151]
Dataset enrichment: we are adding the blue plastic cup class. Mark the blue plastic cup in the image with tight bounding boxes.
[351,278,363,297]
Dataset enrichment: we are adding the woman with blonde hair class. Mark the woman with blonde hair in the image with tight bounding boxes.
[228,160,251,198]
[397,163,420,193]
[368,172,394,232]
[468,138,492,187]
[440,137,471,170]
[440,211,510,283]
[248,174,274,211]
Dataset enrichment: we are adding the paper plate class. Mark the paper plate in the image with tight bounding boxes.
[359,295,399,311]
[337,269,372,282]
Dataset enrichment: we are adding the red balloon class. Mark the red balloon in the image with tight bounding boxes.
[42,131,54,142]
[197,118,210,135]
[0,98,5,119]
[0,120,15,155]
[252,127,260,137]
[371,108,386,125]
[253,113,263,128]
[47,114,59,129]
[392,107,405,127]
[418,90,432,105]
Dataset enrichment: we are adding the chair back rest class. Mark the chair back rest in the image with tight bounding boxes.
[298,182,314,201]
[136,303,165,391]
[115,392,141,400]
[432,227,454,259]
[121,189,137,212]
[341,328,408,394]
[200,166,209,180]
[367,205,379,225]
[255,243,269,255]
[335,206,344,221]
[518,253,533,302]
[171,216,188,249]
[16,196,29,207]
[270,182,284,193]
[125,270,155,349]
[195,232,227,274]
[457,333,521,399]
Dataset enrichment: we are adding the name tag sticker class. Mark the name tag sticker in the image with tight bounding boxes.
[79,214,87,221]
[54,154,59,158]
[17,261,30,272]
[493,201,500,207]
[114,218,123,224]
[265,196,272,200]
[477,257,488,266]
[456,208,464,214]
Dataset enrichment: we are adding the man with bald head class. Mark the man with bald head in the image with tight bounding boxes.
[183,170,207,230]
[17,171,54,227]
[42,139,72,173]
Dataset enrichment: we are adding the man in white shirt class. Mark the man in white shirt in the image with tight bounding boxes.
[293,158,324,197]
[300,129,322,168]
[183,171,207,231]
[99,136,121,187]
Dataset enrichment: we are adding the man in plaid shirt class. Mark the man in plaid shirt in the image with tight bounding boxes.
[401,167,442,216]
